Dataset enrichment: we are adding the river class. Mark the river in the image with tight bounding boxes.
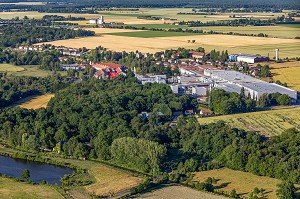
[0,155,73,185]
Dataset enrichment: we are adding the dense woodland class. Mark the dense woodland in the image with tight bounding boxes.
[0,75,299,185]
[0,74,69,107]
[0,25,95,48]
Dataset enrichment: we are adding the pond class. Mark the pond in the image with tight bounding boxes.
[0,155,74,185]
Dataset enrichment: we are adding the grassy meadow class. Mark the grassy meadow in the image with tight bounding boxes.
[135,185,226,199]
[12,94,55,110]
[198,108,300,136]
[192,168,300,199]
[0,64,66,77]
[0,177,63,199]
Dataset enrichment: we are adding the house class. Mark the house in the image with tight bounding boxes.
[92,62,126,80]
[184,110,194,115]
[199,109,211,115]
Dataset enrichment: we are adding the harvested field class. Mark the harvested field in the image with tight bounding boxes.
[193,168,293,199]
[198,108,300,136]
[14,94,55,110]
[40,31,300,57]
[191,25,300,39]
[0,176,63,199]
[136,185,226,199]
[85,165,142,197]
[269,61,300,91]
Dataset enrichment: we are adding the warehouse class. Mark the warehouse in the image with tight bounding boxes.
[236,55,269,63]
[205,70,297,100]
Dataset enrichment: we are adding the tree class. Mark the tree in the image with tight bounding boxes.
[21,169,30,181]
[276,181,296,199]
[277,94,290,105]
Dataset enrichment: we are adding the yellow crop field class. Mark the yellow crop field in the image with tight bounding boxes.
[193,168,300,199]
[269,61,300,91]
[198,108,300,136]
[85,165,142,197]
[192,25,300,39]
[40,30,300,58]
[0,177,63,199]
[136,185,226,199]
[14,94,55,110]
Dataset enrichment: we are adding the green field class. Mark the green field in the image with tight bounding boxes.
[0,64,66,77]
[0,177,63,199]
[114,23,188,29]
[0,63,25,72]
[198,108,300,136]
[107,30,198,38]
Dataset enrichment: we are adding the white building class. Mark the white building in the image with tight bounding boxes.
[206,70,297,100]
[236,55,269,64]
[192,86,207,96]
[89,16,105,25]
[136,75,167,85]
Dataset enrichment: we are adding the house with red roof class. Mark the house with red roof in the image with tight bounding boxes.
[92,62,126,80]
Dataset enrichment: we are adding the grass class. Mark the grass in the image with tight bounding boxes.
[0,63,25,72]
[107,30,198,38]
[0,64,66,77]
[192,168,300,199]
[198,108,300,136]
[47,158,143,197]
[135,185,226,199]
[0,177,63,199]
[269,61,300,91]
[113,23,188,29]
[12,94,55,110]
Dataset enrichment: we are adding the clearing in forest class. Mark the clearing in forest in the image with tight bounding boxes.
[14,94,55,110]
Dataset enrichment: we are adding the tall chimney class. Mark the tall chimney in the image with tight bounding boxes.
[275,49,279,61]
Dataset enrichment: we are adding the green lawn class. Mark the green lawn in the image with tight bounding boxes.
[107,30,198,38]
[0,63,25,72]
[0,64,67,77]
[114,23,188,29]
[0,177,63,199]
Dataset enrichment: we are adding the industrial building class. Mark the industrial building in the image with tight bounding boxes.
[89,16,105,25]
[228,54,269,63]
[205,70,297,100]
[136,74,167,85]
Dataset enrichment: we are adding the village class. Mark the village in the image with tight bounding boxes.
[15,43,298,117]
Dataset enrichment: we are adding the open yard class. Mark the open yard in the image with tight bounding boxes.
[269,61,300,91]
[135,185,226,199]
[198,108,300,136]
[13,94,55,110]
[192,168,300,199]
[0,176,63,199]
[40,29,300,58]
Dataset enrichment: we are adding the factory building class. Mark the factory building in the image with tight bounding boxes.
[89,16,105,25]
[228,54,269,63]
[205,70,297,100]
[236,55,269,63]
[136,74,167,85]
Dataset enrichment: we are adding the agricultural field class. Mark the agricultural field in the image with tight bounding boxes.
[269,61,300,91]
[47,158,144,198]
[135,185,226,199]
[191,25,300,39]
[192,168,300,199]
[41,29,300,58]
[108,31,198,38]
[13,94,55,110]
[198,108,300,136]
[0,176,63,199]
